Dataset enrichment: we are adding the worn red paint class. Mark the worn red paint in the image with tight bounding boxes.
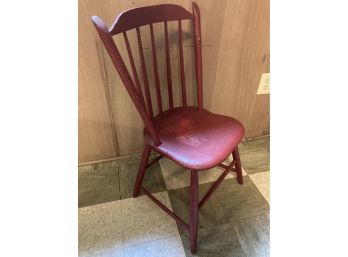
[91,3,245,254]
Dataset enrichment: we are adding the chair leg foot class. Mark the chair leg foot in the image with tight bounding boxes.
[189,170,199,254]
[232,146,243,185]
[132,144,151,198]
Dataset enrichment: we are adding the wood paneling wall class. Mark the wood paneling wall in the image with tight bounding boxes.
[78,0,270,163]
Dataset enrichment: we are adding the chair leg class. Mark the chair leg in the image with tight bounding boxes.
[132,144,151,198]
[232,146,243,185]
[189,170,199,254]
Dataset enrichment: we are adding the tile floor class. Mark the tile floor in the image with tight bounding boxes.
[79,136,270,257]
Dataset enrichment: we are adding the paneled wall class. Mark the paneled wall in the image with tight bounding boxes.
[78,0,270,163]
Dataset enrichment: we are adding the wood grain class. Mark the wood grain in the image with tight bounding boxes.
[78,0,270,163]
[211,0,270,139]
[78,0,117,163]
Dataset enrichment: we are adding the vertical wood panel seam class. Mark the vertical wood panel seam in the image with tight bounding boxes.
[96,39,120,156]
[210,2,229,110]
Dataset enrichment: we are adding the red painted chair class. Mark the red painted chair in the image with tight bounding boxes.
[92,3,244,254]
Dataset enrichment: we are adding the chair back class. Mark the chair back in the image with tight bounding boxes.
[91,3,203,146]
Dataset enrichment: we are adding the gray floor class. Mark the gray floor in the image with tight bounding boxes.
[78,137,270,257]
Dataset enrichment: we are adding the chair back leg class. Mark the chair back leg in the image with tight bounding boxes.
[232,146,243,185]
[189,170,199,254]
[133,144,151,197]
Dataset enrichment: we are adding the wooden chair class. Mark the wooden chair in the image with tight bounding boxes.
[91,3,244,254]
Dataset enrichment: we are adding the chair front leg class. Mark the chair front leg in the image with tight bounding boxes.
[189,170,199,254]
[232,146,243,185]
[132,144,151,198]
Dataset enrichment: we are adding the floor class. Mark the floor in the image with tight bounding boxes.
[78,137,270,257]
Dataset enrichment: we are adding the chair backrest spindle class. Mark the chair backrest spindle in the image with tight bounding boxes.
[192,3,203,111]
[178,20,187,107]
[164,21,174,110]
[123,31,145,108]
[136,27,153,117]
[150,23,163,114]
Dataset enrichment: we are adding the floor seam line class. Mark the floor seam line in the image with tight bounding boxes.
[117,165,122,200]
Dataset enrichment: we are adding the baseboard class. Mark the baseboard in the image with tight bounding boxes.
[78,152,157,167]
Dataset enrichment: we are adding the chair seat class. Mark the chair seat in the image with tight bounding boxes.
[144,107,245,170]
